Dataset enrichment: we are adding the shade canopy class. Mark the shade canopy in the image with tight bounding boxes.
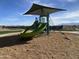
[24,3,65,16]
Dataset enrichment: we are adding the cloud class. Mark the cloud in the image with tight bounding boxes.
[65,11,79,18]
[49,10,79,25]
[25,0,55,7]
[25,0,40,3]
[51,10,79,20]
[1,17,20,22]
[37,3,56,7]
[67,0,78,2]
[32,0,41,3]
[59,0,78,2]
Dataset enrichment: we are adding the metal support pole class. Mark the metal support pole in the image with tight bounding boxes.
[39,9,43,22]
[39,16,41,22]
[47,14,49,35]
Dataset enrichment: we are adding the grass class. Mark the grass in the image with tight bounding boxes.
[0,30,22,35]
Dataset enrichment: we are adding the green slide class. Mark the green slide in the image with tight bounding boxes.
[20,23,46,40]
[23,20,39,33]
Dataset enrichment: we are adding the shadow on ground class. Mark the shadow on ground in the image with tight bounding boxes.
[0,35,32,48]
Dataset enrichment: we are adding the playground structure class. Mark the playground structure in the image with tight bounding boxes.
[20,3,65,40]
[20,22,46,40]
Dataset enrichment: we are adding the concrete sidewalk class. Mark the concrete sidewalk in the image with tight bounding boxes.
[55,31,79,34]
[0,32,22,38]
[1,31,79,38]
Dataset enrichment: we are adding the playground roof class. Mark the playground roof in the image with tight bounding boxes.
[24,3,65,16]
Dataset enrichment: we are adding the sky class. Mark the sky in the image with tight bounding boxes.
[0,0,79,26]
